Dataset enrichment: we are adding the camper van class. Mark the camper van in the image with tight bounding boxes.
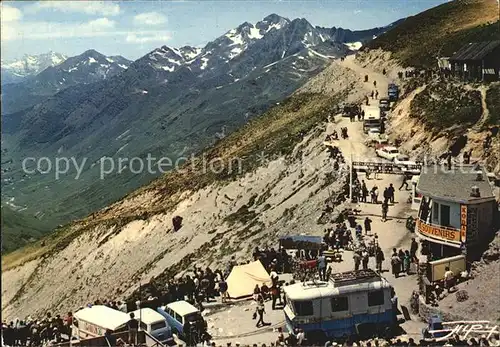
[72,305,130,340]
[363,106,381,134]
[132,308,173,344]
[157,301,207,339]
[283,270,396,339]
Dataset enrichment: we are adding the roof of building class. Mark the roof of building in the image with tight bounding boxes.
[416,166,494,203]
[450,41,500,61]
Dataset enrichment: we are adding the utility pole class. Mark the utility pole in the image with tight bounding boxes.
[350,149,354,203]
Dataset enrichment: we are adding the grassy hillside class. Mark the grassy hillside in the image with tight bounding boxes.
[485,82,500,126]
[1,207,48,253]
[409,81,483,133]
[365,0,500,67]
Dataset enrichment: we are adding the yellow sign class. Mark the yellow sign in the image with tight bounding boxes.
[417,219,461,243]
[460,205,467,242]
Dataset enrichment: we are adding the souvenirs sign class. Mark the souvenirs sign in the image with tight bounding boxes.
[416,219,461,244]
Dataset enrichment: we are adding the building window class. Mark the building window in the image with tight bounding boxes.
[440,204,450,226]
[432,202,439,222]
[330,297,349,312]
[294,300,314,316]
[368,290,385,307]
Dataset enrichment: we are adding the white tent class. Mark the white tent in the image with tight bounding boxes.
[226,260,272,298]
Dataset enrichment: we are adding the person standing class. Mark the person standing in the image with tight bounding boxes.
[362,250,369,270]
[404,250,411,274]
[219,277,228,303]
[388,184,395,203]
[364,217,372,235]
[353,252,361,271]
[127,313,139,346]
[375,247,385,273]
[383,188,390,204]
[381,202,389,222]
[296,329,305,346]
[391,249,400,278]
[410,238,419,262]
[444,267,454,293]
[317,253,327,281]
[255,296,268,328]
[399,174,409,191]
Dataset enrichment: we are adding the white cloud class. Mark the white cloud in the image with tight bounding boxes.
[126,33,172,44]
[1,4,23,22]
[2,18,117,41]
[133,12,167,26]
[27,1,120,16]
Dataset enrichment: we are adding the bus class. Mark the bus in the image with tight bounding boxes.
[283,269,396,340]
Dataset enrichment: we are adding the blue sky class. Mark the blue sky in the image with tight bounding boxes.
[1,0,448,61]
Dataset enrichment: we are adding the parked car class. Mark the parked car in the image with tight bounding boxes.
[375,146,400,161]
[379,98,390,111]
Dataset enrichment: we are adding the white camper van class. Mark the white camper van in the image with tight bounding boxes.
[72,305,130,340]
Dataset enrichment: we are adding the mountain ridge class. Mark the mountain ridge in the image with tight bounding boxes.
[1,51,67,84]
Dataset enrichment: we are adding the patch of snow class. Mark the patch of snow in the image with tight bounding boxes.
[228,47,243,59]
[234,78,240,82]
[141,90,148,94]
[182,49,201,60]
[226,29,244,46]
[344,41,363,51]
[266,22,282,32]
[297,56,305,60]
[263,60,280,69]
[248,27,263,39]
[308,49,336,59]
[116,143,129,154]
[161,66,175,72]
[106,57,114,63]
[116,129,130,140]
[118,64,128,69]
[167,58,182,66]
[88,57,97,64]
[319,33,327,42]
[200,57,209,70]
[100,64,110,68]
[216,86,224,89]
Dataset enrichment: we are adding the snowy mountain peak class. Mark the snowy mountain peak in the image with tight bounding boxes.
[1,51,68,83]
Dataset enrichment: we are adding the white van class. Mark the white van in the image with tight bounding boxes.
[157,301,207,339]
[72,305,130,340]
[132,308,173,344]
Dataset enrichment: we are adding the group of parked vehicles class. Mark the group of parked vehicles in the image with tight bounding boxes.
[71,300,206,346]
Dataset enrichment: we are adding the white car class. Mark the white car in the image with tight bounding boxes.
[375,146,400,161]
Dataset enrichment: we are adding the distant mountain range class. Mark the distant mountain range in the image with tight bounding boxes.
[1,50,132,114]
[1,51,67,84]
[1,13,400,252]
